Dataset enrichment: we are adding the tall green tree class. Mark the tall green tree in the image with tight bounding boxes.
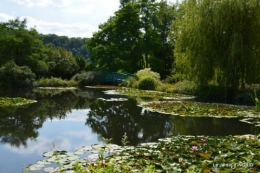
[0,18,47,76]
[87,0,176,77]
[45,46,79,79]
[173,0,260,96]
[145,0,176,77]
[87,2,142,73]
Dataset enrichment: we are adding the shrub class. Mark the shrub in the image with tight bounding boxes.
[138,76,158,90]
[0,62,36,89]
[37,77,78,87]
[72,71,103,86]
[136,68,160,80]
[173,80,196,94]
[164,73,183,84]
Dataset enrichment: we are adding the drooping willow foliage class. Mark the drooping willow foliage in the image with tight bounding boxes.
[173,0,260,94]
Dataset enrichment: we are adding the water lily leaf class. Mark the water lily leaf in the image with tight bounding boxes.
[27,164,44,170]
[43,151,54,157]
[63,171,75,173]
[67,155,79,161]
[92,144,103,150]
[56,158,70,165]
[44,167,55,172]
[66,152,76,156]
[47,156,58,162]
[74,148,87,155]
[87,154,99,161]
[36,160,50,165]
[202,168,210,173]
[81,146,92,151]
[198,152,211,159]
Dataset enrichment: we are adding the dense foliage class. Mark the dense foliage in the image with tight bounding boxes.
[39,34,89,59]
[87,0,176,78]
[0,18,47,77]
[0,62,36,89]
[45,46,79,79]
[1,0,260,100]
[172,0,260,98]
[138,76,158,90]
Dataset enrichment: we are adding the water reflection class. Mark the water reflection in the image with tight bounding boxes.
[0,88,100,147]
[170,116,260,136]
[0,105,43,147]
[0,88,259,148]
[86,98,173,146]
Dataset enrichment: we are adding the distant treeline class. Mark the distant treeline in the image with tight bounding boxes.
[39,34,89,59]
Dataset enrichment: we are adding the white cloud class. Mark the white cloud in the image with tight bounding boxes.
[9,0,72,8]
[68,131,93,141]
[5,136,71,155]
[49,109,89,122]
[0,13,14,21]
[63,5,95,15]
[0,14,97,38]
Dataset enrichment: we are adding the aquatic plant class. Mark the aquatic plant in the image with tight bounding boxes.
[116,87,194,101]
[25,135,260,172]
[0,97,36,106]
[140,101,259,118]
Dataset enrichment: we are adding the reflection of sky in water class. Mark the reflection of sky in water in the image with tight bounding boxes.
[0,109,102,173]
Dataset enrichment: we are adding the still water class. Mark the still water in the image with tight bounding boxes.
[0,88,259,173]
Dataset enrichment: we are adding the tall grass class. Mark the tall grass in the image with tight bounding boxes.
[37,77,78,87]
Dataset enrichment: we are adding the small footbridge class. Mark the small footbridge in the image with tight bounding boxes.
[102,72,135,83]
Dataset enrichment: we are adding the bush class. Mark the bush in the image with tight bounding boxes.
[0,62,36,89]
[72,71,103,86]
[138,76,158,90]
[164,73,183,84]
[37,77,78,87]
[136,68,160,80]
[173,80,196,94]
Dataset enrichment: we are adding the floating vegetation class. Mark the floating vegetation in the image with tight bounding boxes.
[85,85,120,89]
[139,101,260,119]
[116,87,195,100]
[98,98,128,102]
[26,135,260,172]
[0,97,36,106]
[38,87,77,90]
[240,118,260,126]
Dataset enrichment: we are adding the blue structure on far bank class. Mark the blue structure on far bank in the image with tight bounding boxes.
[102,72,135,83]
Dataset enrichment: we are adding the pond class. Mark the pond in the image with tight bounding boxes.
[0,88,259,173]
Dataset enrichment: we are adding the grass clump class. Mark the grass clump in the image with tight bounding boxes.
[136,68,160,80]
[37,77,78,87]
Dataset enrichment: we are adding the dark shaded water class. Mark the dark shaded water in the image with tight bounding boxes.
[0,88,259,173]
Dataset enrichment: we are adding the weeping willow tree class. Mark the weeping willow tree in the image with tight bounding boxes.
[173,0,260,97]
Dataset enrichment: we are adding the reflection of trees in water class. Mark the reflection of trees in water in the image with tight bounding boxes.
[86,98,173,146]
[170,116,260,136]
[0,88,100,147]
[0,106,43,147]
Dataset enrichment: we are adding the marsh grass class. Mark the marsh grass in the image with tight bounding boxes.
[37,77,78,87]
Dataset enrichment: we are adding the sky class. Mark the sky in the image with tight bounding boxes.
[0,0,178,38]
